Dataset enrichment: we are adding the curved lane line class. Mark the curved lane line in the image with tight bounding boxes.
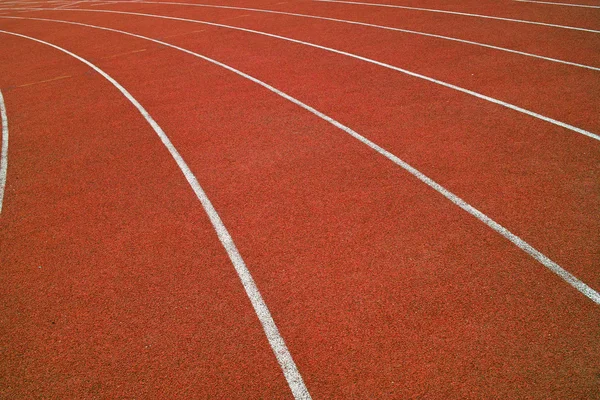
[513,0,600,9]
[3,16,598,305]
[0,89,8,213]
[0,28,312,399]
[66,0,600,71]
[312,0,600,34]
[52,8,600,141]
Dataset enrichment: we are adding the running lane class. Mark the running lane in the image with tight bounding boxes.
[0,31,295,399]
[15,7,599,290]
[183,0,600,67]
[67,1,600,133]
[5,2,600,67]
[1,14,598,398]
[308,0,600,31]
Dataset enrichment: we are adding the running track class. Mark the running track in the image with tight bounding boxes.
[0,0,598,398]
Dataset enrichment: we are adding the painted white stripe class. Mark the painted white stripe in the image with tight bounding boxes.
[36,8,600,141]
[63,0,600,71]
[0,89,8,214]
[312,0,600,34]
[3,17,597,305]
[0,28,312,399]
[513,0,600,8]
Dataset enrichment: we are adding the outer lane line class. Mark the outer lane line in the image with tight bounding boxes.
[61,0,600,72]
[3,16,598,305]
[0,28,312,399]
[0,89,8,214]
[513,0,600,8]
[27,7,600,141]
[312,0,600,34]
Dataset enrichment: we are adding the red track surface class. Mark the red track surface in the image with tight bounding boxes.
[0,0,598,398]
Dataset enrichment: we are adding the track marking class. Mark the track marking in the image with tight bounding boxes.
[57,0,600,71]
[33,8,600,141]
[100,47,146,59]
[0,28,312,399]
[16,74,71,87]
[3,16,598,305]
[0,1,48,4]
[220,13,251,22]
[54,1,86,10]
[312,0,600,34]
[0,89,8,214]
[0,0,70,3]
[161,29,206,39]
[88,1,119,6]
[513,0,600,8]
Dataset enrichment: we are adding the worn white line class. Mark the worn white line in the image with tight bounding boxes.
[0,1,50,4]
[0,0,74,2]
[313,0,600,34]
[54,1,86,10]
[35,8,600,141]
[0,7,57,11]
[16,74,71,87]
[1,0,70,6]
[513,0,600,8]
[58,0,600,71]
[0,89,8,214]
[0,28,312,399]
[88,2,117,6]
[3,16,598,305]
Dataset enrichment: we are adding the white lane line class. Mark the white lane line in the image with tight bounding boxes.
[312,0,600,34]
[513,0,600,8]
[3,16,598,306]
[35,8,600,141]
[58,0,600,71]
[0,89,8,214]
[0,28,312,399]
